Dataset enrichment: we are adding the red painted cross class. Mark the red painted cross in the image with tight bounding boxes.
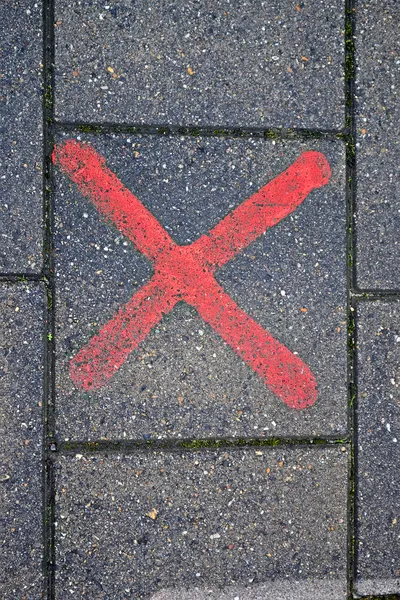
[53,140,331,409]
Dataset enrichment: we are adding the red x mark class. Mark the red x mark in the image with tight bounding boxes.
[53,140,331,409]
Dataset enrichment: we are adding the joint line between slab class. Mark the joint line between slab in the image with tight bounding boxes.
[345,0,357,597]
[54,437,351,456]
[53,120,346,140]
[0,273,45,281]
[351,290,400,299]
[42,0,56,598]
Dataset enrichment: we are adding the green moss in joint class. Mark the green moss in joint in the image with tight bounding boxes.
[46,289,53,310]
[44,86,53,111]
[264,130,278,140]
[347,312,356,356]
[189,128,201,137]
[344,17,355,81]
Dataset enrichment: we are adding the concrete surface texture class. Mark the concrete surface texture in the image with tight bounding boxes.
[0,284,43,597]
[355,302,400,596]
[0,1,43,272]
[0,0,399,599]
[55,448,348,599]
[54,0,344,129]
[355,0,400,289]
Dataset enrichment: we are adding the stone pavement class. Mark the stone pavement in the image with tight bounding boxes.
[0,1,398,599]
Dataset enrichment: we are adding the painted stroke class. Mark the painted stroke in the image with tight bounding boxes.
[53,140,331,409]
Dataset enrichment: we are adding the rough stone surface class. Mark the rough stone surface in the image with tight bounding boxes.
[0,1,42,272]
[149,581,345,600]
[55,447,348,599]
[355,301,400,596]
[54,134,347,440]
[355,0,400,289]
[0,284,44,598]
[54,0,344,129]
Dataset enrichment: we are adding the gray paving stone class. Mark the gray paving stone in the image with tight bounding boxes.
[0,1,42,273]
[54,134,347,440]
[0,284,44,598]
[55,446,348,599]
[355,0,400,289]
[355,301,400,596]
[54,0,344,130]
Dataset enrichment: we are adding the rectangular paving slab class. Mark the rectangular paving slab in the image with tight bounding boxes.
[55,446,348,599]
[54,0,344,130]
[355,0,400,289]
[53,134,347,440]
[0,1,42,273]
[355,301,400,596]
[0,283,44,598]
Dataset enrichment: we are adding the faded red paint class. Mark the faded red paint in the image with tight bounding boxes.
[53,140,331,409]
